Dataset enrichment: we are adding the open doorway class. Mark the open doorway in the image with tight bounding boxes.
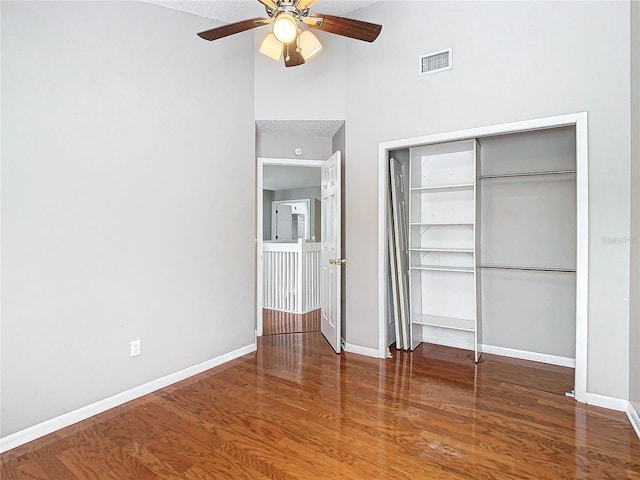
[256,153,344,354]
[257,159,323,337]
[255,120,346,352]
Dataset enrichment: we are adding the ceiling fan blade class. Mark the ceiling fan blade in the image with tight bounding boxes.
[197,17,268,41]
[284,45,305,67]
[309,13,382,42]
[257,0,277,10]
[296,0,320,9]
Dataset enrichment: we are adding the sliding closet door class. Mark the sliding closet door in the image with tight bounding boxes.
[479,127,577,362]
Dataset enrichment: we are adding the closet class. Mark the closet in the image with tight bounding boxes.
[389,126,577,365]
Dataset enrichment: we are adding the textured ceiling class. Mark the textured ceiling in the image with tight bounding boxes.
[143,0,379,23]
[256,120,344,137]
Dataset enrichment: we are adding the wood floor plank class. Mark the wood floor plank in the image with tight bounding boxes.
[2,332,639,479]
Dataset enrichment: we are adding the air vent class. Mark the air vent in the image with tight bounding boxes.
[419,49,452,76]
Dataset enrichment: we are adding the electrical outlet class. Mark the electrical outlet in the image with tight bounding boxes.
[130,339,141,357]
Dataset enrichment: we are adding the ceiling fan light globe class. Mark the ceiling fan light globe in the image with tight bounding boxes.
[299,30,322,60]
[273,13,298,44]
[259,33,283,61]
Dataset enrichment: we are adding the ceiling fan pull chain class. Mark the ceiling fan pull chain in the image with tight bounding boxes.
[285,43,291,61]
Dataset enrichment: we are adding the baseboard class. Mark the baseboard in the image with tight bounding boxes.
[0,343,257,454]
[344,343,386,359]
[627,402,640,440]
[585,393,629,412]
[480,344,576,368]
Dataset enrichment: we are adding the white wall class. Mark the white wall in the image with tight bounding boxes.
[1,1,256,437]
[630,0,640,415]
[345,1,631,399]
[273,187,321,202]
[254,30,346,120]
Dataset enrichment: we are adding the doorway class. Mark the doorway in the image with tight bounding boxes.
[257,154,343,353]
[257,158,323,337]
[378,113,589,403]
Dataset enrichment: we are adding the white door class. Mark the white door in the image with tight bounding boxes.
[321,151,342,353]
[387,204,399,347]
[273,204,292,240]
[390,157,411,349]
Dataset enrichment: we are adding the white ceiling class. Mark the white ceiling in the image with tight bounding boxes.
[256,120,344,137]
[143,0,379,23]
[264,165,320,191]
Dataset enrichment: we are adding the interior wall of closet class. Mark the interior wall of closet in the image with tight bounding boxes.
[388,126,577,366]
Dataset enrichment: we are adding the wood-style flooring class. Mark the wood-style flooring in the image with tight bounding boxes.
[262,309,320,335]
[2,332,639,479]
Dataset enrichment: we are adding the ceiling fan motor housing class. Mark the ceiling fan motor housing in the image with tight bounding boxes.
[265,0,309,19]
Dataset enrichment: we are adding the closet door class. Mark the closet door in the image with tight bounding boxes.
[478,127,577,362]
[390,157,411,349]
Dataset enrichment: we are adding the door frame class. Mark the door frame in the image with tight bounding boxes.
[377,112,589,403]
[256,157,324,337]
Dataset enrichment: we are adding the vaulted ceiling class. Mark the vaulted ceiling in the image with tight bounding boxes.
[142,0,378,23]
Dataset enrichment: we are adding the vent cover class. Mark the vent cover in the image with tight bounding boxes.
[419,49,452,76]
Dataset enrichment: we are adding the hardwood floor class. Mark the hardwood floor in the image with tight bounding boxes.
[2,332,639,479]
[262,309,320,335]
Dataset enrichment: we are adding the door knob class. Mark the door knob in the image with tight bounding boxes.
[329,258,346,265]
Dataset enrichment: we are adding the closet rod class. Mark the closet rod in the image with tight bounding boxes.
[479,264,576,273]
[478,169,576,179]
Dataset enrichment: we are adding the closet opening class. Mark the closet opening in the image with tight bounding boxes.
[378,113,589,403]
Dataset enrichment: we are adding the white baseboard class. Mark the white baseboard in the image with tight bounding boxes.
[480,344,576,368]
[0,343,257,454]
[627,402,640,440]
[585,393,629,412]
[344,343,386,358]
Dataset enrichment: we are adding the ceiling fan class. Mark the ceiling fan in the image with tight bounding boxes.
[197,0,382,67]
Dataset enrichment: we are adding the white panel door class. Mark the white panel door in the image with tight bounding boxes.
[321,151,342,353]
